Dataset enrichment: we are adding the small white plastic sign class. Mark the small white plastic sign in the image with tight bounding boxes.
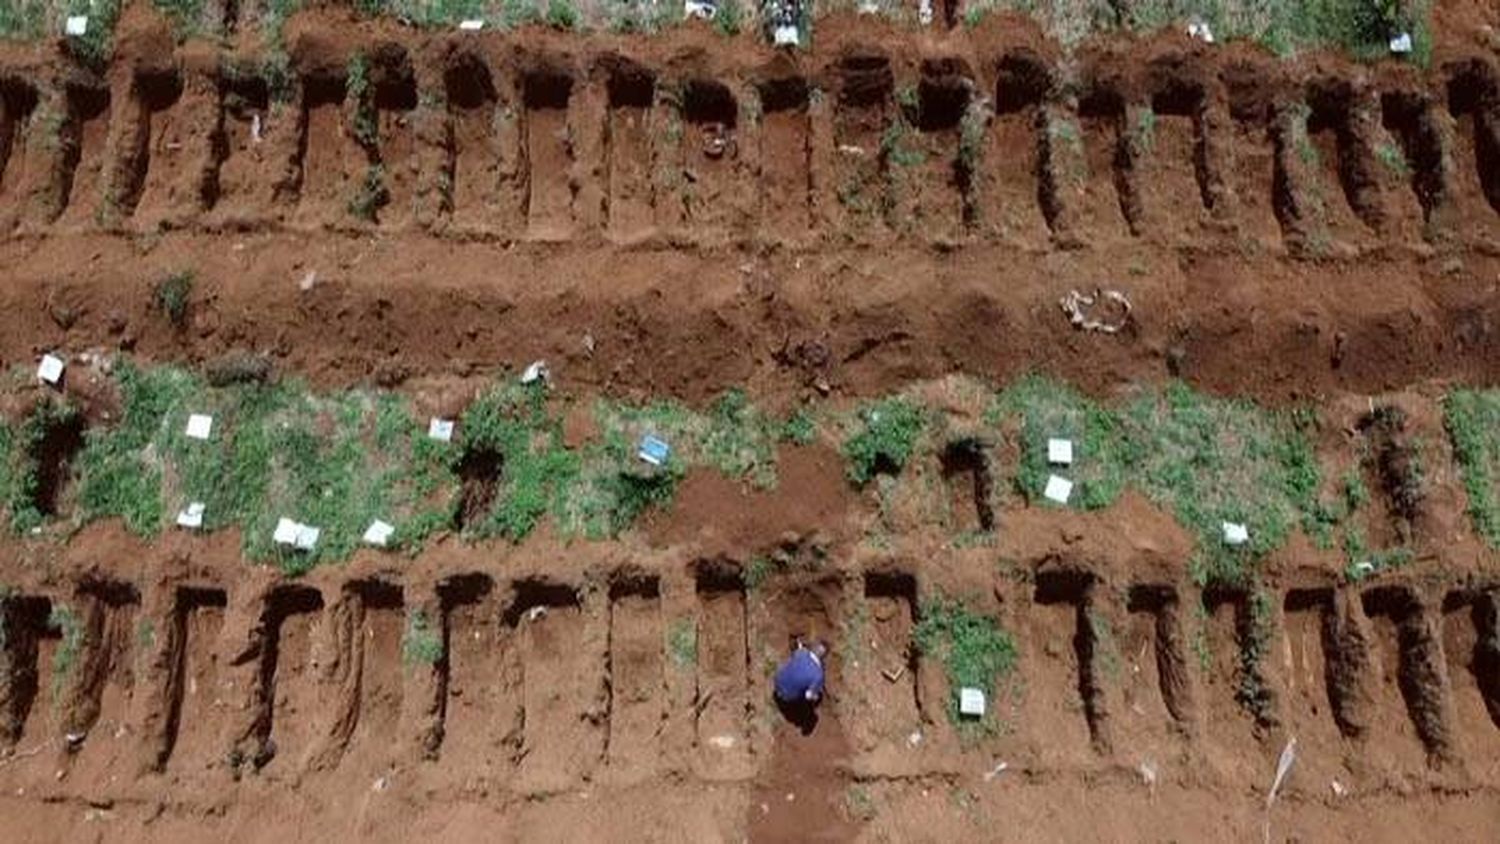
[37,354,65,385]
[1047,437,1074,466]
[684,0,715,20]
[274,517,320,550]
[176,502,205,529]
[1187,20,1214,44]
[959,687,986,718]
[773,25,800,47]
[428,418,455,442]
[638,435,670,466]
[185,414,214,440]
[520,360,548,385]
[1222,521,1250,546]
[65,15,88,36]
[295,524,320,551]
[1043,474,1073,505]
[273,518,301,546]
[363,519,395,547]
[458,19,484,30]
[1389,32,1413,54]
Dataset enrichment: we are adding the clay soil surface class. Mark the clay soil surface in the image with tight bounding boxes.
[2,3,1500,842]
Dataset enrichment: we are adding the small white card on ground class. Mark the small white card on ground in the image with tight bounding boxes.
[1389,32,1413,54]
[428,418,455,442]
[638,435,670,466]
[458,19,484,30]
[273,517,301,546]
[959,687,986,718]
[37,354,65,385]
[1043,474,1073,505]
[363,519,395,547]
[176,502,205,529]
[185,414,214,440]
[65,16,88,36]
[295,524,320,551]
[1047,437,1074,466]
[1222,521,1250,546]
[773,25,800,46]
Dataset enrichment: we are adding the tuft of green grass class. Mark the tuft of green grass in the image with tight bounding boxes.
[402,609,443,666]
[780,409,817,446]
[880,118,926,169]
[49,604,83,700]
[152,0,209,38]
[712,0,741,35]
[545,0,578,29]
[667,617,697,667]
[1376,141,1411,177]
[744,556,774,590]
[501,0,542,26]
[349,164,388,221]
[843,398,925,486]
[913,596,1017,726]
[845,784,877,821]
[1135,107,1157,152]
[1236,588,1276,723]
[154,270,194,328]
[347,53,377,148]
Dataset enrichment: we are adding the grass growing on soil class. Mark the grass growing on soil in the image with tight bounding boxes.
[7,398,83,534]
[666,617,697,667]
[0,0,50,40]
[1443,389,1500,547]
[0,359,803,571]
[913,596,1017,727]
[1119,382,1324,586]
[153,270,194,328]
[0,360,1468,584]
[991,374,1127,510]
[48,603,83,700]
[402,609,443,666]
[964,0,1433,64]
[843,397,925,486]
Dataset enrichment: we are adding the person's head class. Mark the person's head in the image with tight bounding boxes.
[811,640,828,659]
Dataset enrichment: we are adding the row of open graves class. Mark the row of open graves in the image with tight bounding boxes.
[0,561,1496,796]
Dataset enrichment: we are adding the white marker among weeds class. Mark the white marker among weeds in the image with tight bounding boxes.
[176,502,205,529]
[428,418,455,442]
[959,687,986,718]
[1047,437,1074,466]
[273,518,321,551]
[185,414,214,440]
[37,354,65,385]
[64,15,88,36]
[1222,521,1250,547]
[363,519,395,547]
[1043,474,1073,505]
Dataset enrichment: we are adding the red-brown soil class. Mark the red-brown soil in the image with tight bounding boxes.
[2,3,1500,842]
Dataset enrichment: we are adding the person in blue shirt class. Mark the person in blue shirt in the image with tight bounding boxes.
[773,639,827,733]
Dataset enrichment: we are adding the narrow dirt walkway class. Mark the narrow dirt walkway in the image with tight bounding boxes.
[747,706,859,842]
